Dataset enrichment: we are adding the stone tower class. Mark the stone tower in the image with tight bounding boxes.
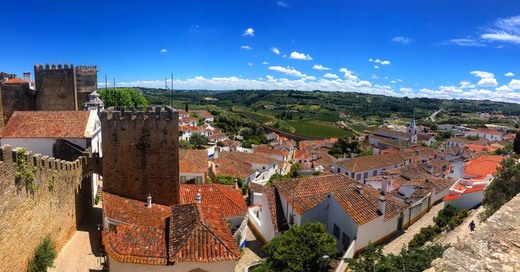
[34,64,77,110]
[100,106,180,206]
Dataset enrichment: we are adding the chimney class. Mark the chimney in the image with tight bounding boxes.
[195,189,202,203]
[377,196,386,215]
[381,175,389,194]
[234,179,239,190]
[146,194,152,208]
[426,165,434,174]
[23,72,30,82]
[356,185,363,194]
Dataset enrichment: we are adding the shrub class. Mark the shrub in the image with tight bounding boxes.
[28,235,57,272]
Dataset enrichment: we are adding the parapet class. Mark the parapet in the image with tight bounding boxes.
[99,106,178,121]
[34,63,74,70]
[0,145,84,173]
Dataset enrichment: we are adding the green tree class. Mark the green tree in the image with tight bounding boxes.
[99,88,148,108]
[29,235,57,272]
[482,157,520,219]
[185,102,189,113]
[179,140,192,149]
[513,132,520,154]
[260,222,337,272]
[189,132,209,149]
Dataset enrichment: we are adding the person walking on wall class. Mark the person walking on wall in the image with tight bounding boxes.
[469,220,476,232]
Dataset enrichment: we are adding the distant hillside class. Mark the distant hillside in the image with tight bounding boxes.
[137,88,520,119]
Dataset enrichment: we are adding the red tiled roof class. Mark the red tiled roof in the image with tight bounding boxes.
[443,194,460,201]
[179,149,208,173]
[331,185,408,224]
[213,157,256,179]
[179,184,247,218]
[103,192,171,226]
[103,224,167,265]
[4,77,28,84]
[274,174,357,214]
[0,111,91,138]
[220,151,278,165]
[464,155,502,180]
[169,204,240,262]
[254,146,289,157]
[335,152,412,173]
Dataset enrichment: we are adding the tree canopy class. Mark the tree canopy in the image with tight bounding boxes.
[189,132,209,149]
[99,88,148,108]
[513,132,520,154]
[253,222,337,272]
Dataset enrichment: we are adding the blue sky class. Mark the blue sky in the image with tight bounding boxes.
[1,0,520,102]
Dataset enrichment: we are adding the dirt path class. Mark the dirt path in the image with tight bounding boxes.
[382,203,444,255]
[235,225,266,272]
[49,204,104,272]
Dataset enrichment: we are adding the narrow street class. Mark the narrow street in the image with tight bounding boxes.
[235,225,266,272]
[49,204,104,272]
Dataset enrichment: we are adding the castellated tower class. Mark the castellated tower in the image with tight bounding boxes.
[100,106,180,206]
[34,64,77,111]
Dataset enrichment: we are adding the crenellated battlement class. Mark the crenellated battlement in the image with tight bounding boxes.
[0,145,85,174]
[100,106,178,121]
[76,65,97,70]
[34,63,74,70]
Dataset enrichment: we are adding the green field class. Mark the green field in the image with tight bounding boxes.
[288,121,353,138]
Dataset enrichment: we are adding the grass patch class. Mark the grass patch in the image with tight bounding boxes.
[288,121,353,138]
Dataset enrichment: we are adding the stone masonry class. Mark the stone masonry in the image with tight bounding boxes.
[100,106,180,206]
[427,193,520,271]
[0,145,92,272]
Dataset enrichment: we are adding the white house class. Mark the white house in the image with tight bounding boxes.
[0,110,102,202]
[248,174,409,254]
[179,149,208,184]
[464,128,503,141]
[333,152,413,182]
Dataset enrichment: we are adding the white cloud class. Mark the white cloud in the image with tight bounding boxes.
[271,47,280,54]
[477,77,498,87]
[268,66,315,80]
[357,80,372,88]
[392,36,412,44]
[289,51,313,60]
[459,81,475,89]
[248,63,253,66]
[276,1,289,7]
[371,74,379,79]
[446,38,486,47]
[313,64,331,70]
[496,85,513,92]
[470,71,495,79]
[323,73,339,79]
[505,72,515,77]
[400,87,414,94]
[380,60,390,65]
[282,54,287,58]
[242,28,254,36]
[262,61,269,65]
[374,65,379,69]
[390,80,397,84]
[160,49,168,53]
[339,68,357,80]
[241,45,252,50]
[509,79,520,89]
[481,15,520,44]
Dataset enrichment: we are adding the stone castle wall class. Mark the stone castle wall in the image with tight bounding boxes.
[0,145,91,272]
[0,82,34,127]
[75,66,98,104]
[34,64,78,111]
[100,106,180,206]
[428,193,520,271]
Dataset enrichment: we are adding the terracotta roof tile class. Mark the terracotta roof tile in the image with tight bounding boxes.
[335,152,412,173]
[103,192,171,226]
[263,186,289,232]
[463,155,503,180]
[254,146,289,157]
[169,204,240,262]
[0,111,92,138]
[179,149,208,173]
[179,184,247,218]
[213,157,256,179]
[220,151,278,165]
[103,225,167,265]
[4,77,28,84]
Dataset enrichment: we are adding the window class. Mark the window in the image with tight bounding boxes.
[350,172,354,178]
[342,232,350,246]
[356,174,361,180]
[333,224,340,238]
[363,172,368,179]
[373,170,377,176]
[196,177,203,184]
[180,176,186,183]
